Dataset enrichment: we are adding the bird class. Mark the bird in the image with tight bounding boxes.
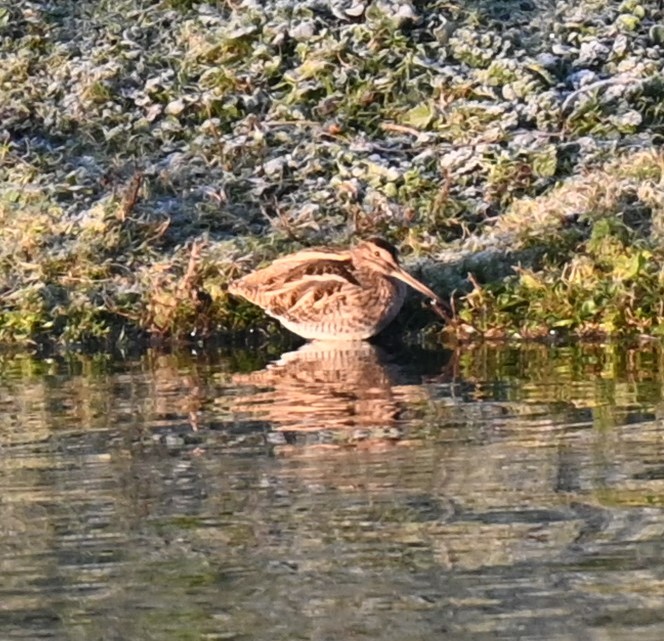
[228,237,444,341]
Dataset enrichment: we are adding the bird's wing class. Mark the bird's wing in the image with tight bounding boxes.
[231,254,362,324]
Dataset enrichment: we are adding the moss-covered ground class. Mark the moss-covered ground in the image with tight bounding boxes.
[2,0,664,347]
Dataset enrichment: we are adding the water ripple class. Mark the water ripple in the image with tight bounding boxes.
[0,343,664,639]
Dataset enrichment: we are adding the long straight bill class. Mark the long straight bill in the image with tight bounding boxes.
[393,267,444,306]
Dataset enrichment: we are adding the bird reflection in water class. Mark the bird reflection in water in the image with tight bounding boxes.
[231,340,444,451]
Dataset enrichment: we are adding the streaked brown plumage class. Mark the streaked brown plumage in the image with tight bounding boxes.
[228,238,443,340]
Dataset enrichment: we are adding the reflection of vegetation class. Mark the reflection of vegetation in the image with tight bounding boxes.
[2,340,664,444]
[456,341,664,403]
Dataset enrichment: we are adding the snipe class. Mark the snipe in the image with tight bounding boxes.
[228,238,443,341]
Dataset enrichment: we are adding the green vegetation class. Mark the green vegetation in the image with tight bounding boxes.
[2,0,664,347]
[450,151,664,339]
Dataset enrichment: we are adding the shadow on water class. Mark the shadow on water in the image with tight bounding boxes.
[2,341,664,640]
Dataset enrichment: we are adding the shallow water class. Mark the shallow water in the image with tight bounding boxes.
[1,340,664,640]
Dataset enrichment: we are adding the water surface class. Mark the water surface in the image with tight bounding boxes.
[1,341,664,640]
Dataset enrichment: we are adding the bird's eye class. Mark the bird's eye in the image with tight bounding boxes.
[374,250,381,257]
